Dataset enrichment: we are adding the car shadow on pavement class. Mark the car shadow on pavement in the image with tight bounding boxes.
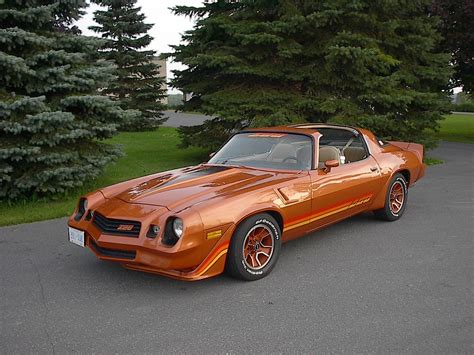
[77,211,382,292]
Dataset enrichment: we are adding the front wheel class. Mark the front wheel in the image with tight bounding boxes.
[225,213,281,281]
[374,173,408,221]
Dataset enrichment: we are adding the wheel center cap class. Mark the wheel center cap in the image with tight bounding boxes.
[254,243,260,251]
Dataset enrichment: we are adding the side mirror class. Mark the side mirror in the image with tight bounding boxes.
[323,159,339,173]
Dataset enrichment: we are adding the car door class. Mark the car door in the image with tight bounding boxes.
[307,132,384,231]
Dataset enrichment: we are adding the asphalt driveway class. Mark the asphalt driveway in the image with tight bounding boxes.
[0,142,472,353]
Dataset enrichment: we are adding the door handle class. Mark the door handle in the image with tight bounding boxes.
[370,167,378,172]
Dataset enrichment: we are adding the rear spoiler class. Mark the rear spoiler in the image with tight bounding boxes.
[388,141,424,163]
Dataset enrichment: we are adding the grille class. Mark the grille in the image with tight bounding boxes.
[92,212,141,237]
[89,238,136,260]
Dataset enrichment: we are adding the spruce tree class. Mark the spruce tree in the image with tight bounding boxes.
[432,0,474,94]
[42,0,87,32]
[169,0,452,151]
[90,0,167,131]
[0,1,138,200]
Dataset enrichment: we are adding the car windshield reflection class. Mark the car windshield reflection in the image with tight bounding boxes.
[208,132,313,171]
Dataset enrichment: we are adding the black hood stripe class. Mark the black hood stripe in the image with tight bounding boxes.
[157,166,230,189]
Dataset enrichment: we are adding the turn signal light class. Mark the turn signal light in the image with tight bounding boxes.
[146,225,160,239]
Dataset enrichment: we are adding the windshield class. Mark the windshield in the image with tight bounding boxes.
[208,132,313,171]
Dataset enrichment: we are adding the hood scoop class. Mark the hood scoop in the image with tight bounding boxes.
[114,164,293,212]
[116,165,233,205]
[156,166,230,189]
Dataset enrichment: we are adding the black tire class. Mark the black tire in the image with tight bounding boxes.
[225,213,281,281]
[374,173,408,221]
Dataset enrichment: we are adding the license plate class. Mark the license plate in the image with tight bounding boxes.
[68,227,85,247]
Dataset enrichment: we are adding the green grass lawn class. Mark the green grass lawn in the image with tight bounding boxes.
[424,113,473,164]
[438,113,474,143]
[0,128,206,226]
[1,113,472,227]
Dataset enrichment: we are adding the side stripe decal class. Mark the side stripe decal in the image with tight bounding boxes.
[194,242,229,277]
[183,194,373,278]
[284,194,373,232]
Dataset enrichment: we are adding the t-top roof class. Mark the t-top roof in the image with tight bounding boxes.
[243,123,360,136]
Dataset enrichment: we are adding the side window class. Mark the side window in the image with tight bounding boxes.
[341,135,369,164]
[317,128,369,165]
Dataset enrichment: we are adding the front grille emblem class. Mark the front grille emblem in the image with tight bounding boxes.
[117,224,134,231]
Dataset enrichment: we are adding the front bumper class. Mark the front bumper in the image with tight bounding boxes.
[68,206,233,281]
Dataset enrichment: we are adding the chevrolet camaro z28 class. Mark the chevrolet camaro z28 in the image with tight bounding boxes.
[68,124,426,281]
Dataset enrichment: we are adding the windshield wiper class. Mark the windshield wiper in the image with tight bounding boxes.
[211,159,249,169]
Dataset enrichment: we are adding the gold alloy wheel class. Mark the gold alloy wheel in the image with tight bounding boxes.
[242,224,274,270]
[389,180,405,214]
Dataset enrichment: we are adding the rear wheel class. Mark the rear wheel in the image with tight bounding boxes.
[374,173,408,221]
[225,213,281,281]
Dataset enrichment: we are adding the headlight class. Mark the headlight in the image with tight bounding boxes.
[162,217,184,246]
[81,198,88,212]
[173,218,183,238]
[74,198,88,221]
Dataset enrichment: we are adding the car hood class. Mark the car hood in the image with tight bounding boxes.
[110,165,298,212]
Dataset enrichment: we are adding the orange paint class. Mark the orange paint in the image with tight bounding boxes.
[68,124,425,281]
[284,194,373,231]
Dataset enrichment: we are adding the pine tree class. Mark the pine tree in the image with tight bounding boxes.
[90,0,167,131]
[0,1,138,200]
[169,0,452,151]
[42,0,87,32]
[432,0,474,94]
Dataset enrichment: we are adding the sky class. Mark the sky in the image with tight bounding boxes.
[76,0,204,93]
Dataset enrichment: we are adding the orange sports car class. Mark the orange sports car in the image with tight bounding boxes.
[68,124,425,281]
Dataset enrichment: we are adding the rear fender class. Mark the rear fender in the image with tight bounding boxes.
[388,141,424,163]
[388,141,426,183]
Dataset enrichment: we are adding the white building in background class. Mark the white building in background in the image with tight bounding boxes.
[152,56,168,105]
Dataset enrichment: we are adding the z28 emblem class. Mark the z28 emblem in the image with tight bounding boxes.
[117,224,134,231]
